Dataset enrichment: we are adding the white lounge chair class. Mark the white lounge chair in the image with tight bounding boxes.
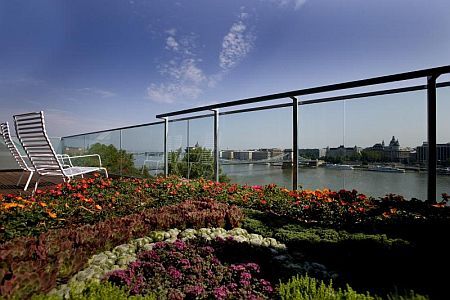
[0,122,36,191]
[13,111,108,192]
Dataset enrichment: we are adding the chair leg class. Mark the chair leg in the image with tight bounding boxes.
[24,171,34,191]
[33,175,41,194]
[104,168,108,178]
[17,171,25,186]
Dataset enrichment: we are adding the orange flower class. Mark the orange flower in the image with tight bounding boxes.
[46,210,57,218]
[39,202,47,207]
[3,203,25,209]
[95,204,102,210]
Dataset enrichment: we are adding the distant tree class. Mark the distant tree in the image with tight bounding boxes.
[70,143,149,177]
[168,147,229,182]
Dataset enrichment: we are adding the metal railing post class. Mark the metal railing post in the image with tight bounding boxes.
[119,129,123,176]
[291,97,299,190]
[212,109,220,182]
[427,74,439,202]
[162,117,169,177]
[187,119,190,179]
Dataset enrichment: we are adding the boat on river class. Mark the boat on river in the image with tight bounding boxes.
[368,165,406,173]
[324,164,354,170]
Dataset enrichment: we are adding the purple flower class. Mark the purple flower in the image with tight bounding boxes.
[173,239,186,251]
[239,279,251,286]
[241,272,252,280]
[213,286,228,300]
[184,285,205,297]
[245,263,260,272]
[168,266,182,280]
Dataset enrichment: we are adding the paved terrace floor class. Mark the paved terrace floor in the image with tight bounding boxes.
[0,171,61,195]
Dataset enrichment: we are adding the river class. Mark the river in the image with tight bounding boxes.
[221,164,450,201]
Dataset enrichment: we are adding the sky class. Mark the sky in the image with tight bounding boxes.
[1,0,450,151]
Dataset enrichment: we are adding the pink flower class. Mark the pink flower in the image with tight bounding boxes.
[168,266,182,280]
[213,286,228,299]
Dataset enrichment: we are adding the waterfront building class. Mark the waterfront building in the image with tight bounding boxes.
[326,145,362,159]
[416,142,450,165]
[299,148,327,159]
[220,150,234,160]
[364,136,410,163]
[233,150,254,160]
[252,150,270,160]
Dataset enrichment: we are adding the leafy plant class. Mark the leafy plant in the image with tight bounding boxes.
[279,275,427,300]
[31,282,156,300]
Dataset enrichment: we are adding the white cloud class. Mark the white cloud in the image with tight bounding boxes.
[219,15,254,71]
[148,9,254,104]
[148,28,208,103]
[76,88,116,98]
[147,82,202,104]
[161,59,206,84]
[165,36,179,51]
[270,0,307,10]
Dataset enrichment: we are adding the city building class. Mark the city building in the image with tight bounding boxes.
[299,148,327,159]
[416,142,450,164]
[220,150,234,160]
[252,150,270,160]
[326,145,362,159]
[364,136,411,163]
[233,151,254,160]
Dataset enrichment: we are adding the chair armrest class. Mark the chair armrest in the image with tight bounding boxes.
[57,154,73,167]
[66,154,103,168]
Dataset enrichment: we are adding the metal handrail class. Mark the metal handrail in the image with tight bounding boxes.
[156,65,450,118]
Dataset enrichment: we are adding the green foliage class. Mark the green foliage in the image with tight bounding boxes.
[279,275,428,300]
[242,210,409,248]
[71,143,148,177]
[279,275,375,300]
[31,282,156,300]
[168,146,229,182]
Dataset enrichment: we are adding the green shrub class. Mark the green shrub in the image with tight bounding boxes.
[279,275,427,300]
[31,282,156,300]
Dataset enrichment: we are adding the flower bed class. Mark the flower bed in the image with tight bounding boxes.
[1,175,448,299]
[0,200,242,299]
[1,176,448,243]
[52,228,287,299]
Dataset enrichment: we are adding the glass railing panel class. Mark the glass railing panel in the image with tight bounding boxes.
[84,130,121,175]
[167,120,188,177]
[220,107,292,187]
[62,131,121,175]
[437,85,450,202]
[186,116,215,180]
[298,101,345,191]
[49,137,62,154]
[343,90,428,200]
[61,136,86,155]
[120,124,164,177]
[0,138,19,169]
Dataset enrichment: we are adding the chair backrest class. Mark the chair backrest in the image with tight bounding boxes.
[0,122,32,171]
[13,112,65,177]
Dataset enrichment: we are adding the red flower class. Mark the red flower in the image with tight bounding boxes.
[260,199,267,205]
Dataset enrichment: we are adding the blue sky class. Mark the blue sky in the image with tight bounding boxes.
[1,0,450,150]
